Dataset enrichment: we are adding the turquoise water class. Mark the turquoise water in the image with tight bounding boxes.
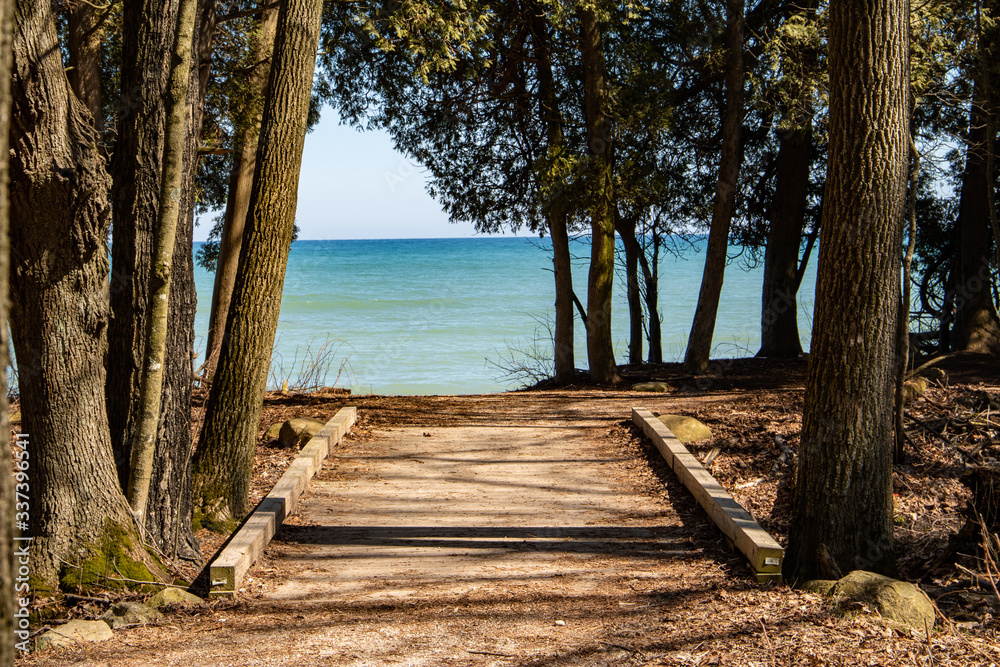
[192,237,817,395]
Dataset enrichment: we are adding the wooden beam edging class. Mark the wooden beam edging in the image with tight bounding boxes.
[631,407,784,583]
[208,406,357,596]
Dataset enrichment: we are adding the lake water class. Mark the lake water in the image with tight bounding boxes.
[192,237,817,395]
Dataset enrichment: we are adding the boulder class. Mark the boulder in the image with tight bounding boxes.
[100,602,166,629]
[278,417,326,448]
[264,422,284,441]
[147,587,204,609]
[632,381,670,393]
[828,570,935,630]
[36,620,114,650]
[657,414,712,443]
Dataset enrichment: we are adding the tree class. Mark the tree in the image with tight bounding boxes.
[203,4,279,379]
[9,0,163,590]
[0,0,14,658]
[950,0,1000,354]
[126,0,200,522]
[578,5,620,385]
[192,0,325,523]
[785,0,909,581]
[684,0,745,373]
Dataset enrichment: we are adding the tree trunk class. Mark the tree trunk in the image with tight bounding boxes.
[192,0,325,524]
[8,0,162,591]
[0,0,15,657]
[203,4,278,378]
[578,7,619,385]
[126,0,199,522]
[146,0,218,562]
[107,0,180,489]
[951,9,1000,354]
[758,116,810,358]
[530,6,574,383]
[67,0,104,135]
[614,211,644,364]
[643,232,663,363]
[785,0,909,581]
[684,0,744,373]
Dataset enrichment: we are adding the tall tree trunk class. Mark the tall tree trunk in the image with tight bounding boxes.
[614,211,643,364]
[192,0,325,523]
[9,0,162,591]
[578,7,619,385]
[951,5,1000,353]
[67,0,103,135]
[643,231,663,363]
[107,0,180,489]
[785,0,909,581]
[531,6,574,383]
[204,3,278,377]
[0,0,15,657]
[758,114,811,358]
[126,0,199,522]
[146,0,217,562]
[685,0,745,373]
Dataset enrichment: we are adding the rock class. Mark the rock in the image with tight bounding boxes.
[800,579,837,597]
[901,377,929,405]
[828,570,935,630]
[99,602,166,629]
[36,620,114,650]
[632,381,670,393]
[278,417,326,448]
[147,588,204,609]
[656,414,712,443]
[264,422,284,442]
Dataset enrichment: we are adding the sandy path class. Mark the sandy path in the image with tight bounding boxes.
[28,393,741,666]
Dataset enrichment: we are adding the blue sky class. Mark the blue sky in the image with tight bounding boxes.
[194,108,482,242]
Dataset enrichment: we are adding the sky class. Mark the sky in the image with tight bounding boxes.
[193,107,483,242]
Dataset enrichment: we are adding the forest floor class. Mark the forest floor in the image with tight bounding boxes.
[19,354,1000,666]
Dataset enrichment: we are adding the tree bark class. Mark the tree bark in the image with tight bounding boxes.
[642,231,663,363]
[530,6,574,383]
[204,4,278,378]
[192,0,324,523]
[758,116,810,358]
[614,211,644,364]
[8,0,161,591]
[684,0,745,373]
[785,0,909,581]
[126,0,199,522]
[578,7,619,385]
[107,0,180,489]
[67,0,104,135]
[951,5,1000,354]
[0,0,15,657]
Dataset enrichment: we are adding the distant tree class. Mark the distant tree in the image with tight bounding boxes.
[684,0,745,373]
[192,0,325,523]
[786,0,908,581]
[9,0,164,590]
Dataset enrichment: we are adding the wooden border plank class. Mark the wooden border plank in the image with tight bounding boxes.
[631,407,783,583]
[209,406,357,595]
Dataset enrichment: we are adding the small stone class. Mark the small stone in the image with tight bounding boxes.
[100,602,166,629]
[278,417,327,448]
[554,620,566,626]
[632,381,670,393]
[147,587,204,609]
[657,414,712,443]
[36,620,114,650]
[264,422,284,441]
[800,579,837,597]
[901,378,929,405]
